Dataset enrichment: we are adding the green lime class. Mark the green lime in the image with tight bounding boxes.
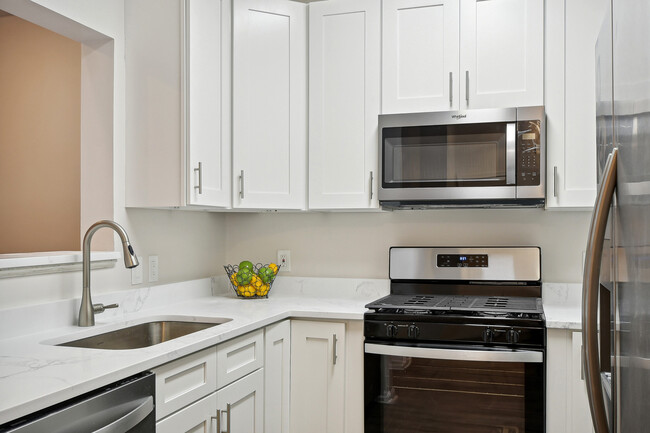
[239,260,254,272]
[235,268,253,285]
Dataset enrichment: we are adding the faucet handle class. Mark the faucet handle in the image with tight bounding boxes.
[93,303,119,314]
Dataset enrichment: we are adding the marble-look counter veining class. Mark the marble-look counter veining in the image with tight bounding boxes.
[0,276,389,425]
[542,282,584,330]
[0,277,581,425]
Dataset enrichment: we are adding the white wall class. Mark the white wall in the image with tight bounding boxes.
[224,210,592,282]
[0,1,226,309]
[0,0,593,311]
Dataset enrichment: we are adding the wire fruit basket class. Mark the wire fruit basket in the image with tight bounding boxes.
[224,262,280,298]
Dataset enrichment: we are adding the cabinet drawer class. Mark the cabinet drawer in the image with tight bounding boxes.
[217,329,264,388]
[153,347,217,420]
[156,392,217,433]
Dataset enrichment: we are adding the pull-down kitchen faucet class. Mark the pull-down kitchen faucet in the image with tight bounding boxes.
[78,220,139,327]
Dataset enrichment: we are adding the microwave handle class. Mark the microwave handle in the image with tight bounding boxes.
[506,123,516,185]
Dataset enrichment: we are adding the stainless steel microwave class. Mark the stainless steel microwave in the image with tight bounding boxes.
[378,106,545,208]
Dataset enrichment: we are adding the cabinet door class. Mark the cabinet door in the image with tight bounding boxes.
[290,320,346,433]
[308,0,380,210]
[216,329,264,389]
[186,0,231,207]
[545,0,607,208]
[382,0,459,113]
[216,368,265,433]
[232,0,307,209]
[265,320,291,433]
[459,0,543,109]
[569,332,595,433]
[152,347,217,420]
[156,392,217,433]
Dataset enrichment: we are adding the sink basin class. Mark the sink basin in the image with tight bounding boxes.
[57,318,232,350]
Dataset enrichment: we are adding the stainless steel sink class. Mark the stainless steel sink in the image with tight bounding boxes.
[57,318,232,350]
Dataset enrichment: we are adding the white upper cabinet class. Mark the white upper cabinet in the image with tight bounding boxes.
[308,0,381,210]
[382,0,460,113]
[460,0,544,109]
[186,0,231,207]
[545,0,607,209]
[232,0,308,210]
[125,0,231,209]
[382,0,543,114]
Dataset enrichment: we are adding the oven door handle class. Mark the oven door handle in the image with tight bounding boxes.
[365,343,543,363]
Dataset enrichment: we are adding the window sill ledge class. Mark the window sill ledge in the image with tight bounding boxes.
[0,252,120,278]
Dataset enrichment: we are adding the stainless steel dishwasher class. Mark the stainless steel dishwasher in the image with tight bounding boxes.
[0,372,155,433]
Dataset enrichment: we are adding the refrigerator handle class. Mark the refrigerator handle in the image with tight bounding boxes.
[582,147,617,433]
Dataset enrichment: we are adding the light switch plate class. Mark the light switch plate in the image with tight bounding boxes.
[131,256,143,285]
[149,255,159,282]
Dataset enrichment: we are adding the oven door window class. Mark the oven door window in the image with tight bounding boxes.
[382,123,510,188]
[365,346,544,433]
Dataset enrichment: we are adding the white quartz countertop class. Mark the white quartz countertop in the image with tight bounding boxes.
[542,283,584,330]
[0,277,583,425]
[0,277,388,425]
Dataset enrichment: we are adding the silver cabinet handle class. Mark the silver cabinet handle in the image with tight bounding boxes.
[239,170,245,200]
[333,334,338,365]
[212,411,221,433]
[554,166,559,197]
[582,148,617,433]
[92,396,154,433]
[465,70,469,105]
[370,171,374,200]
[194,162,203,194]
[449,71,453,106]
[226,403,231,433]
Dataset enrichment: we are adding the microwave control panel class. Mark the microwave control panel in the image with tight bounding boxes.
[517,120,541,186]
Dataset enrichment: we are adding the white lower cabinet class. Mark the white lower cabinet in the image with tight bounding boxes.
[291,320,345,433]
[216,368,265,433]
[547,329,595,433]
[156,392,217,433]
[153,319,361,433]
[265,320,291,433]
[290,319,364,433]
[152,347,218,421]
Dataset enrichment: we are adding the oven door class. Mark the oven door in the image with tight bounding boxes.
[364,342,544,433]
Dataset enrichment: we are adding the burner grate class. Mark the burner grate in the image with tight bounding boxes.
[484,297,509,308]
[366,294,542,315]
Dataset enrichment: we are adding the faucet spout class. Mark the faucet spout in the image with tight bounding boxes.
[79,220,139,327]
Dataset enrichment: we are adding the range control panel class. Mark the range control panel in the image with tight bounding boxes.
[437,254,488,268]
[517,120,541,186]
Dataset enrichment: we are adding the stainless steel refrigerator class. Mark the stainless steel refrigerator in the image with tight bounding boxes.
[583,1,650,432]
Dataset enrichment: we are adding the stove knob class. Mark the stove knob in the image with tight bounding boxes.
[408,325,420,339]
[507,329,521,344]
[386,324,398,338]
[483,327,494,343]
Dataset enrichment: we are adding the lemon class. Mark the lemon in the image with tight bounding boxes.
[269,263,279,275]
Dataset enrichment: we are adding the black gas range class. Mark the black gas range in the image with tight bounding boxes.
[364,247,546,433]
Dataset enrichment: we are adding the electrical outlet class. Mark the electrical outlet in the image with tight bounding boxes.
[277,250,291,272]
[131,256,143,285]
[149,255,159,282]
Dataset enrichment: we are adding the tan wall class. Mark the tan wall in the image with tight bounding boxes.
[0,15,81,253]
[224,210,592,283]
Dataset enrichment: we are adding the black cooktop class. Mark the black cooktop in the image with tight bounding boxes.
[365,294,544,316]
